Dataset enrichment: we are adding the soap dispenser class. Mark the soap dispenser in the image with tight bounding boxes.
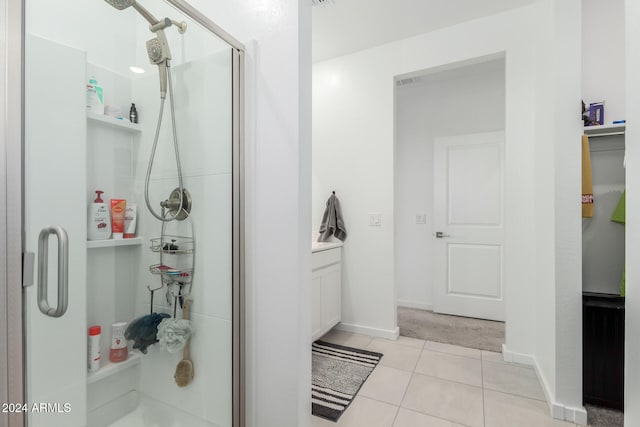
[88,190,112,241]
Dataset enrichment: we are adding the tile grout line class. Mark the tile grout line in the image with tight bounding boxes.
[481,357,487,427]
[389,340,422,426]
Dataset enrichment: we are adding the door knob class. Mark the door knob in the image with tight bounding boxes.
[435,231,450,238]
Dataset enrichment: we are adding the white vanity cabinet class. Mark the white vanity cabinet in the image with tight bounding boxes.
[312,246,342,341]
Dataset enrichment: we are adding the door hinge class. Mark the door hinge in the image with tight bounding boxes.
[23,252,35,288]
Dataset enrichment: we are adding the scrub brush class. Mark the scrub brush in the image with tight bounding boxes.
[174,300,194,387]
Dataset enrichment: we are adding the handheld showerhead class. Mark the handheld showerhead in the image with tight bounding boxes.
[104,0,135,10]
[146,32,172,99]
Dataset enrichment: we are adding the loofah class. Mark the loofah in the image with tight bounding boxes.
[157,318,193,353]
[124,312,171,353]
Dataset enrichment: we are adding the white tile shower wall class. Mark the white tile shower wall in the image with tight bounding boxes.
[132,49,233,427]
[134,174,232,321]
[27,0,137,75]
[132,54,232,180]
[137,309,232,427]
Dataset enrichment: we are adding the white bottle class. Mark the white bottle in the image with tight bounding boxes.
[87,76,104,114]
[88,325,101,372]
[88,190,112,240]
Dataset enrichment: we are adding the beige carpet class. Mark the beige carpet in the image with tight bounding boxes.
[398,307,505,352]
[585,404,624,427]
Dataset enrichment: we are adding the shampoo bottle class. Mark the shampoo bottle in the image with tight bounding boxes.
[87,77,104,114]
[88,190,112,241]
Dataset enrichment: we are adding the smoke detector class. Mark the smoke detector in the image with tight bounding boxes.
[312,0,335,7]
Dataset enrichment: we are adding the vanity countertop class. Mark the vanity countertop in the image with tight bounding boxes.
[311,238,344,253]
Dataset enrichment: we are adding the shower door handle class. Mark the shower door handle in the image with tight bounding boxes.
[37,226,69,318]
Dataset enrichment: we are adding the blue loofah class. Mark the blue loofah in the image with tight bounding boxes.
[125,313,171,353]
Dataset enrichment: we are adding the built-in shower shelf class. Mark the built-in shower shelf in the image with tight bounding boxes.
[87,237,143,249]
[87,112,143,132]
[87,351,142,384]
[584,123,625,138]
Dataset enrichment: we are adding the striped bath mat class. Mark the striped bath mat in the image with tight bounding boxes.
[311,340,383,422]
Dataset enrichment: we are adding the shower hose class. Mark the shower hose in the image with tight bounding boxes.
[144,65,185,222]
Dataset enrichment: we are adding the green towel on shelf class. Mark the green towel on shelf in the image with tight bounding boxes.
[611,191,625,224]
[610,191,626,296]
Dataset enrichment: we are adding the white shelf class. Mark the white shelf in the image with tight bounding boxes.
[87,112,142,132]
[584,123,625,138]
[87,351,142,384]
[87,237,143,249]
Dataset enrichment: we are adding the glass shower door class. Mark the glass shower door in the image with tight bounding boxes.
[23,33,89,427]
[23,1,242,426]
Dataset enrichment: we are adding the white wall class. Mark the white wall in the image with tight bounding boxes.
[313,1,584,422]
[395,59,505,311]
[546,0,584,420]
[582,0,626,124]
[625,1,640,424]
[313,5,539,347]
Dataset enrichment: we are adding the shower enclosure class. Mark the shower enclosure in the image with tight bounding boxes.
[4,0,244,426]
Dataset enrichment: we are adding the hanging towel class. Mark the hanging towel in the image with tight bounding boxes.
[611,191,625,224]
[611,191,626,296]
[318,193,347,242]
[582,134,594,218]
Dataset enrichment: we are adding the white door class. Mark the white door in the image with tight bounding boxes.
[433,131,505,321]
[24,35,88,426]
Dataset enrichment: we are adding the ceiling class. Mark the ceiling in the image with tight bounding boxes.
[312,0,536,62]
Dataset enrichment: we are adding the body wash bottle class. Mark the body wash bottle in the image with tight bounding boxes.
[88,190,111,241]
[86,77,104,115]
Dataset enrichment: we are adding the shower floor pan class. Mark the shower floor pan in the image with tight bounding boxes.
[105,393,221,427]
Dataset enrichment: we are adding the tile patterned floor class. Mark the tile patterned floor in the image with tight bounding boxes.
[312,330,578,427]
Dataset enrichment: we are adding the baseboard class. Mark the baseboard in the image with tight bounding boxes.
[502,345,588,426]
[335,322,400,340]
[396,300,433,311]
[501,344,536,366]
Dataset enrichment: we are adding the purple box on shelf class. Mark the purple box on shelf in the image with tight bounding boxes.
[589,102,605,125]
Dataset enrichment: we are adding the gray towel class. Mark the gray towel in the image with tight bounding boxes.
[318,194,347,242]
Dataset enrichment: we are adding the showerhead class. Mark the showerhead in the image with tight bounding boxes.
[104,0,135,10]
[104,0,158,27]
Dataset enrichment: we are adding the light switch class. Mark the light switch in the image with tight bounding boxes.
[368,213,382,227]
[416,214,427,224]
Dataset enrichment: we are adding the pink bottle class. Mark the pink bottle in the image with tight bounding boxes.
[109,322,128,363]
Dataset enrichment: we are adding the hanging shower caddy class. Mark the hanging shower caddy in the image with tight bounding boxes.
[149,234,195,285]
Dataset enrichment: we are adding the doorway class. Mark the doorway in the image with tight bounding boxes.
[394,58,506,350]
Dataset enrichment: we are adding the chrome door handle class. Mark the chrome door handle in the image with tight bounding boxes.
[435,231,450,238]
[37,226,69,318]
